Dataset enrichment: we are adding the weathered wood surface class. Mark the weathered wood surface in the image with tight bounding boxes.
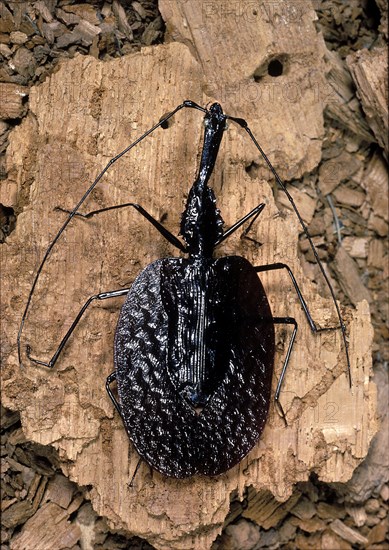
[347,47,388,157]
[1,3,376,549]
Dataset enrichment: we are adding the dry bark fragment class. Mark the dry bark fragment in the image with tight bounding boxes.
[333,246,372,305]
[0,82,29,119]
[347,47,389,156]
[344,504,367,527]
[342,237,369,259]
[329,518,369,546]
[321,530,352,550]
[242,490,302,529]
[318,151,362,196]
[368,518,389,545]
[9,502,81,550]
[289,515,326,533]
[62,4,100,26]
[317,502,347,520]
[361,153,389,222]
[322,47,374,143]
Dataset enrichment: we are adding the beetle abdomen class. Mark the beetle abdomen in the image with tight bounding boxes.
[114,256,275,477]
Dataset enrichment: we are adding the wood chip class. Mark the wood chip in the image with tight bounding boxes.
[0,82,29,119]
[31,476,49,513]
[319,151,363,195]
[132,1,148,19]
[294,531,323,550]
[368,213,388,237]
[379,484,389,501]
[26,473,42,502]
[361,153,389,222]
[10,502,81,550]
[321,530,352,550]
[342,236,369,259]
[242,489,302,530]
[333,186,366,207]
[368,518,389,545]
[322,47,374,143]
[10,31,28,45]
[62,4,100,26]
[347,47,389,155]
[333,246,372,305]
[112,0,133,40]
[34,1,54,23]
[55,8,81,26]
[0,42,12,57]
[317,502,347,521]
[365,498,380,513]
[345,504,367,527]
[289,515,326,533]
[290,496,316,520]
[1,500,34,529]
[75,19,101,47]
[43,474,75,509]
[11,47,36,78]
[329,518,369,546]
[0,3,14,34]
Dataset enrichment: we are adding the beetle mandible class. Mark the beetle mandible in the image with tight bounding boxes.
[18,101,351,478]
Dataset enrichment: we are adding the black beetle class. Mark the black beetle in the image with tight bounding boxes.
[18,101,350,478]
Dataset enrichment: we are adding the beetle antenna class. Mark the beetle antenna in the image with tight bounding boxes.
[17,101,204,366]
[228,116,351,387]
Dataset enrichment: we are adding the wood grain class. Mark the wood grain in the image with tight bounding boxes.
[1,3,376,548]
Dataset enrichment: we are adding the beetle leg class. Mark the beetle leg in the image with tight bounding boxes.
[26,288,131,369]
[106,371,122,417]
[128,459,143,488]
[214,203,265,247]
[255,263,342,334]
[18,100,208,366]
[272,316,298,426]
[228,116,351,387]
[55,204,187,253]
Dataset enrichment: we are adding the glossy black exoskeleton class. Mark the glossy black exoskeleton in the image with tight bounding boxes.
[19,101,351,478]
[113,104,275,477]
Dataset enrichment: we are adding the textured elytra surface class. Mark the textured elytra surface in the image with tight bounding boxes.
[115,256,275,477]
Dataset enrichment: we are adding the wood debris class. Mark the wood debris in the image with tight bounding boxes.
[0,0,163,86]
[333,246,372,305]
[0,82,28,119]
[347,47,389,156]
[329,518,369,546]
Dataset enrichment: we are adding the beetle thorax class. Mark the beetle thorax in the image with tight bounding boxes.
[180,181,224,258]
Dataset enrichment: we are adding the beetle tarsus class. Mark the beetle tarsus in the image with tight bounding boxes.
[26,345,52,368]
[275,397,288,427]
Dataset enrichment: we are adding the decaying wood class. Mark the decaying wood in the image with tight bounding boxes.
[362,153,389,224]
[321,47,374,144]
[318,151,362,196]
[242,488,302,529]
[0,82,29,119]
[329,518,369,546]
[1,3,376,549]
[333,247,372,306]
[347,47,389,157]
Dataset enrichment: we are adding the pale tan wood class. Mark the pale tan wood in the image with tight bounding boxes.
[1,4,376,549]
[347,47,389,156]
[321,47,374,144]
[0,82,29,119]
